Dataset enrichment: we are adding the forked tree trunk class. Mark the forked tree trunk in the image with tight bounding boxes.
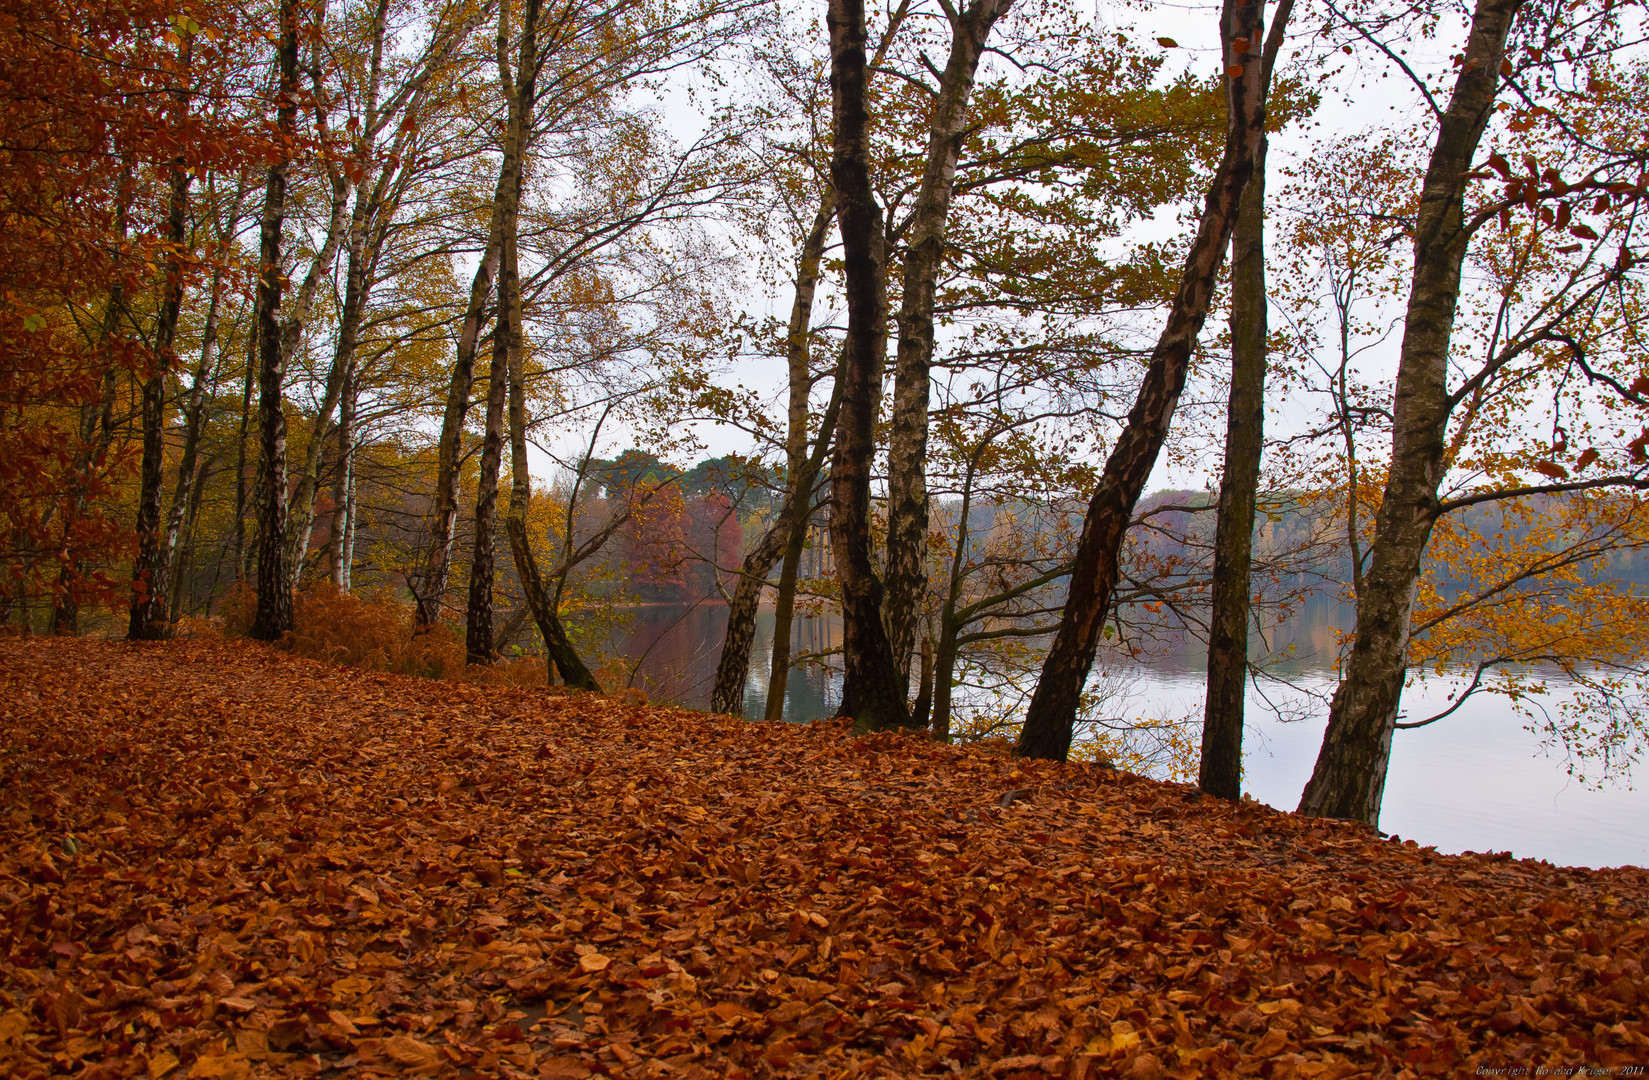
[882,0,1008,684]
[283,190,366,588]
[498,122,600,691]
[130,137,194,640]
[1200,21,1288,799]
[415,229,500,628]
[1016,0,1289,760]
[826,0,912,731]
[710,191,838,717]
[163,270,225,622]
[250,0,301,642]
[1298,0,1523,825]
[466,0,540,664]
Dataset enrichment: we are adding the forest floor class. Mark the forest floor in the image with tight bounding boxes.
[1,637,1646,1080]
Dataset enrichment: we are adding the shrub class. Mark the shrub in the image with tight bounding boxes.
[273,584,547,688]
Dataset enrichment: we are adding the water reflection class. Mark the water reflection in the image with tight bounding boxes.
[608,602,1647,869]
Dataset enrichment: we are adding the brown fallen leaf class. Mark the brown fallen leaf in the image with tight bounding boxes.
[1252,1027,1290,1057]
[186,1054,250,1080]
[537,1056,592,1079]
[325,1009,360,1035]
[3,638,1647,1080]
[0,1010,27,1041]
[383,1033,442,1072]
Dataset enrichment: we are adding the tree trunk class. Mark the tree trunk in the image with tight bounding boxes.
[1200,24,1286,800]
[882,0,1008,684]
[762,505,818,723]
[232,314,257,585]
[283,186,368,589]
[758,11,905,721]
[910,631,934,729]
[162,270,223,622]
[328,362,355,588]
[1298,0,1523,825]
[711,190,837,717]
[931,620,960,739]
[1016,0,1288,761]
[250,0,301,642]
[416,229,500,629]
[710,522,790,715]
[826,0,912,732]
[466,319,510,663]
[129,144,193,641]
[496,12,601,692]
[466,0,540,665]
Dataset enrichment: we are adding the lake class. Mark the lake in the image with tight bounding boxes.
[607,601,1648,870]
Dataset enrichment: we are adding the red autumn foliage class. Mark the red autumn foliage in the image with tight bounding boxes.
[0,0,260,611]
[1,637,1645,1079]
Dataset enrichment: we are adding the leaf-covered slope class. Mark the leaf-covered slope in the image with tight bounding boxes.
[1,638,1644,1079]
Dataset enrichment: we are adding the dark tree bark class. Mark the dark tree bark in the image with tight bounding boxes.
[250,0,302,641]
[882,0,1009,684]
[826,0,912,732]
[1200,15,1290,800]
[749,11,905,723]
[130,84,195,642]
[1298,0,1524,825]
[1016,0,1290,761]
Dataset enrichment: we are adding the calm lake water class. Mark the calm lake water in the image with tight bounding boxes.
[608,601,1648,870]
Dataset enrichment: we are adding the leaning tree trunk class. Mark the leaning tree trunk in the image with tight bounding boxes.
[250,0,301,642]
[1200,18,1288,800]
[1016,0,1289,761]
[710,523,790,715]
[497,91,600,691]
[1298,0,1523,825]
[826,0,912,732]
[882,0,1008,685]
[130,142,193,641]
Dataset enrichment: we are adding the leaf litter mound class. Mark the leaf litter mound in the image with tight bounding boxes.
[1,637,1645,1080]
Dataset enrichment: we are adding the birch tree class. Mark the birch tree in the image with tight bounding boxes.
[1015,0,1292,761]
[1298,0,1649,823]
